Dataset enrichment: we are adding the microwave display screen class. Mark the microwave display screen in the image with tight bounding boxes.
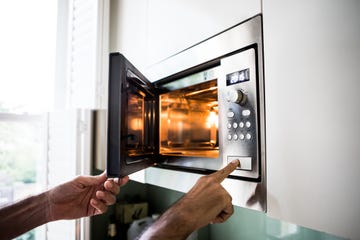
[226,68,250,86]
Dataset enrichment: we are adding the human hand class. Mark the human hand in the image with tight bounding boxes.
[47,172,129,221]
[139,160,239,239]
[176,159,240,229]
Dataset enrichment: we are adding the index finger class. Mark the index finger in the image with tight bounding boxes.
[211,159,240,183]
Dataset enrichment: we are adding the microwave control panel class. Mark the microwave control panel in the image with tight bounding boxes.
[218,48,262,179]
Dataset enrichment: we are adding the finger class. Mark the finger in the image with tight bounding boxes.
[90,199,108,215]
[211,159,240,183]
[116,175,130,187]
[81,172,107,186]
[211,202,234,224]
[218,202,234,222]
[96,191,117,206]
[94,171,108,184]
[104,180,120,195]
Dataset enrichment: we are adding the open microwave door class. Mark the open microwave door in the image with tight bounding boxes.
[107,53,159,178]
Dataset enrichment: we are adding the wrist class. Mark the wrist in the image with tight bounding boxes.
[140,199,196,240]
[43,190,55,222]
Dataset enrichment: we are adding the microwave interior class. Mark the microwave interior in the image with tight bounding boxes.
[155,68,223,172]
[126,64,223,172]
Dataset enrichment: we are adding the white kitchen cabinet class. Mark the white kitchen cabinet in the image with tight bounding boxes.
[146,0,261,66]
[109,0,261,71]
[263,1,360,239]
[109,0,148,71]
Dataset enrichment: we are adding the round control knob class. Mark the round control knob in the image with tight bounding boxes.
[226,89,246,105]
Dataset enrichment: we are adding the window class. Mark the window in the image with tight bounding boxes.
[0,0,57,239]
[0,0,107,239]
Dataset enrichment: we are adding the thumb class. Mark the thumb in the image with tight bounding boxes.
[92,171,107,184]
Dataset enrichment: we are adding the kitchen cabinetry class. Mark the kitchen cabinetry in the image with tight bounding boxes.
[110,0,261,71]
[109,0,148,71]
[263,1,360,239]
[146,0,261,66]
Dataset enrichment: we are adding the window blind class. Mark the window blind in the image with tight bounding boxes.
[66,0,109,109]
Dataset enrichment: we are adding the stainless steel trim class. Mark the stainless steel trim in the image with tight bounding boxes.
[218,48,260,179]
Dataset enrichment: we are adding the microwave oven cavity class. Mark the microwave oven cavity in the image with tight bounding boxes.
[159,80,219,158]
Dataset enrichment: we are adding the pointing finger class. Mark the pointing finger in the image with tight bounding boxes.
[211,159,240,183]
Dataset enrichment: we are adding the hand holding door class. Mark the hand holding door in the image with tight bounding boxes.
[47,172,129,220]
[139,159,240,240]
[0,172,129,240]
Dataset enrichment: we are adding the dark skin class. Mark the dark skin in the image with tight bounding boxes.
[139,159,240,239]
[47,172,129,220]
[0,160,239,240]
[0,172,129,240]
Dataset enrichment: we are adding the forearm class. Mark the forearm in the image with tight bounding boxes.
[0,191,51,240]
[139,200,196,240]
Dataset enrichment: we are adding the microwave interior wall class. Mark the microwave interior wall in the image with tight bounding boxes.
[159,80,219,158]
[145,67,223,172]
[125,72,221,169]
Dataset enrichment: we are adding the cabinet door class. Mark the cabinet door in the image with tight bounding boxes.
[263,1,360,239]
[109,0,261,71]
[109,0,148,71]
[147,0,261,66]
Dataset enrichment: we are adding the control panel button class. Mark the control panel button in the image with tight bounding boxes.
[227,123,232,129]
[242,109,251,116]
[239,122,244,128]
[233,134,238,140]
[246,133,252,140]
[245,121,251,128]
[227,111,235,118]
[227,89,246,105]
[233,122,238,129]
[227,156,252,170]
[239,134,245,140]
[227,134,232,140]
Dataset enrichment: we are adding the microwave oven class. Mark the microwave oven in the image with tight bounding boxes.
[106,15,266,186]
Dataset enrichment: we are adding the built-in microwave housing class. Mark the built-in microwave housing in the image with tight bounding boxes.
[106,14,266,212]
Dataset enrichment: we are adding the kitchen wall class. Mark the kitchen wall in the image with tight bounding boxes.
[146,183,346,240]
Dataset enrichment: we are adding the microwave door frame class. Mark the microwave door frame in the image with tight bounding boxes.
[107,53,159,178]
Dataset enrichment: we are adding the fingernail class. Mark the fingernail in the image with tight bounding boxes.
[231,159,240,167]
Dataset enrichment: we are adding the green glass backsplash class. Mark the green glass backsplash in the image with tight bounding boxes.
[91,178,345,240]
[144,182,345,240]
